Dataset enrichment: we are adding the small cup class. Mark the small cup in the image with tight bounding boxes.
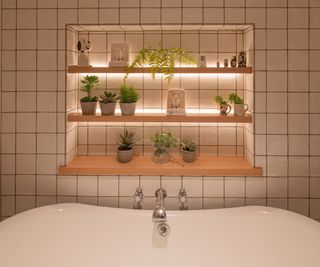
[219,104,231,115]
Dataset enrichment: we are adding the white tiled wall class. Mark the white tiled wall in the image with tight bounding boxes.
[1,0,320,222]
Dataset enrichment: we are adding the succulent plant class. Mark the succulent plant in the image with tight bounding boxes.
[99,91,119,103]
[181,139,197,152]
[117,129,136,151]
[80,75,99,102]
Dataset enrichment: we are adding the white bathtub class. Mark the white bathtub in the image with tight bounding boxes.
[0,203,320,267]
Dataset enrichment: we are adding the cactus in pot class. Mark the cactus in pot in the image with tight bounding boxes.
[99,90,119,115]
[80,75,99,115]
[119,84,139,116]
[116,129,136,163]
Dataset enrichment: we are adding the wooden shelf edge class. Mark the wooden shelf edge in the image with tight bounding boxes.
[58,156,263,177]
[68,66,253,74]
[67,113,253,123]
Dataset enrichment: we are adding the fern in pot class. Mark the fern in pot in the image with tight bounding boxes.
[116,129,136,163]
[228,93,249,117]
[151,132,178,164]
[99,90,118,115]
[181,139,198,163]
[119,84,139,116]
[126,47,197,83]
[80,75,99,115]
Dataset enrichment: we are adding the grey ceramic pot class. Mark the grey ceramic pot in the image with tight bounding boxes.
[117,147,134,163]
[119,102,136,116]
[100,102,116,115]
[80,101,97,115]
[181,150,197,163]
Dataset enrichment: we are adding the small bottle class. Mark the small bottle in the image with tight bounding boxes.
[216,61,220,68]
[224,59,228,68]
[231,56,237,68]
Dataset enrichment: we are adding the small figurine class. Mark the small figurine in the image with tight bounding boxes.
[77,38,91,66]
[198,55,207,68]
[224,59,228,68]
[231,56,237,68]
[167,88,186,115]
[216,61,220,68]
[109,43,129,67]
[238,51,247,67]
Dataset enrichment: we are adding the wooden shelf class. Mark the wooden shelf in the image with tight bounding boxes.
[58,156,262,176]
[68,66,253,74]
[68,113,252,123]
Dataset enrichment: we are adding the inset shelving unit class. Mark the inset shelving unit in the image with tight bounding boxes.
[68,66,253,74]
[58,156,262,176]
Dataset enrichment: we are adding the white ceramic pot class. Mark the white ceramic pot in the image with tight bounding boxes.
[234,103,249,116]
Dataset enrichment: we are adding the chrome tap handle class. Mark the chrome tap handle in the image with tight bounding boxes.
[155,188,167,200]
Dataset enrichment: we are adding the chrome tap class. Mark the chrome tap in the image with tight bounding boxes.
[132,188,144,209]
[152,188,167,222]
[177,188,189,210]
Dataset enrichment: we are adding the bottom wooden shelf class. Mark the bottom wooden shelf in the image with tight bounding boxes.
[58,156,262,177]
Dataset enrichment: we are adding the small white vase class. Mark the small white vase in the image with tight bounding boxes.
[234,103,249,116]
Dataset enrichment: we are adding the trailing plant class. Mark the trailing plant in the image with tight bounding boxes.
[151,132,178,154]
[126,47,197,82]
[119,84,139,103]
[228,93,244,104]
[181,139,197,152]
[214,95,229,105]
[117,129,136,151]
[99,90,119,103]
[80,75,99,102]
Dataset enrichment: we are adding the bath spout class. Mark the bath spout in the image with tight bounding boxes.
[152,188,167,222]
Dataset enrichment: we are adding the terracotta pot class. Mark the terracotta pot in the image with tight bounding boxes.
[100,102,116,115]
[119,102,136,116]
[182,150,197,163]
[80,101,97,115]
[117,147,134,163]
[234,103,249,116]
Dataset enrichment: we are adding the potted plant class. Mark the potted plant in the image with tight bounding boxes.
[116,129,136,163]
[126,47,197,83]
[181,139,198,163]
[99,90,119,115]
[80,75,99,115]
[214,95,231,116]
[228,93,249,116]
[119,84,139,116]
[151,132,178,163]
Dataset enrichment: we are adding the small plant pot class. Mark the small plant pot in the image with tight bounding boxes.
[100,102,116,115]
[117,147,134,163]
[219,104,231,116]
[80,101,97,115]
[153,146,171,164]
[182,150,197,163]
[234,103,249,117]
[120,102,137,116]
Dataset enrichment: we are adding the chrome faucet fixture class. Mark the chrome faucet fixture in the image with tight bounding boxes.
[133,188,144,209]
[177,188,189,210]
[152,188,167,222]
